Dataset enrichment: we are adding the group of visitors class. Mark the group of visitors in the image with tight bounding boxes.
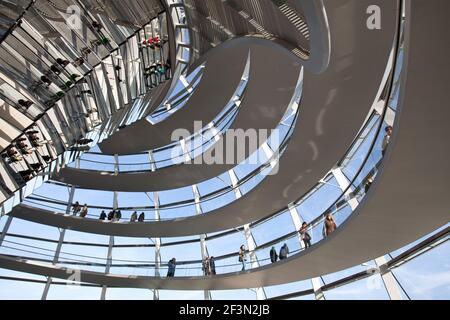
[161,215,339,279]
[266,217,335,265]
[269,243,290,263]
[5,146,23,163]
[34,55,81,96]
[128,211,146,222]
[76,20,108,57]
[71,203,146,222]
[27,129,45,148]
[99,210,145,222]
[165,256,217,278]
[142,35,163,47]
[11,129,45,157]
[72,202,88,218]
[144,58,171,88]
[151,220,338,277]
[2,125,52,182]
[16,139,33,156]
[202,256,216,276]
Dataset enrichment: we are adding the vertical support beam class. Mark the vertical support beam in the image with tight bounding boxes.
[180,138,192,163]
[228,169,242,199]
[330,168,359,210]
[200,231,212,301]
[41,185,76,300]
[148,150,156,172]
[209,124,221,143]
[374,102,395,127]
[375,256,403,300]
[74,156,81,172]
[153,238,161,300]
[332,167,403,300]
[100,234,114,300]
[111,57,125,110]
[261,142,279,172]
[288,204,324,300]
[0,215,13,247]
[288,204,303,245]
[311,277,325,300]
[114,154,119,175]
[228,170,264,299]
[153,191,161,300]
[101,158,118,300]
[243,224,259,270]
[243,224,266,300]
[193,184,212,300]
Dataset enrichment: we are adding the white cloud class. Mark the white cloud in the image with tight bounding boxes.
[395,269,450,299]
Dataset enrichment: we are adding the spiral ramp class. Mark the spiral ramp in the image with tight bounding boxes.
[0,0,448,299]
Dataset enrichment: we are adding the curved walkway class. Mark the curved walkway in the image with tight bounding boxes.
[10,0,400,237]
[2,0,450,288]
[97,38,251,155]
[1,0,449,290]
[52,38,303,191]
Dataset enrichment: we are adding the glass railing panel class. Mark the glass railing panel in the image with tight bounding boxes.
[76,159,115,172]
[109,266,154,277]
[207,232,246,258]
[152,147,178,169]
[195,189,234,214]
[0,276,45,300]
[0,241,55,262]
[159,203,197,220]
[158,184,195,204]
[233,149,269,180]
[255,235,302,269]
[56,262,105,274]
[45,283,101,300]
[295,176,342,223]
[252,211,296,245]
[161,240,202,263]
[324,273,390,300]
[0,231,58,259]
[118,153,151,172]
[73,188,114,207]
[22,197,67,213]
[148,63,204,123]
[341,119,383,180]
